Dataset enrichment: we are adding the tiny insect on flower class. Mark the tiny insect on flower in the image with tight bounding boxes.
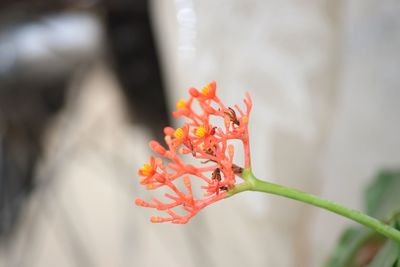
[135,81,252,224]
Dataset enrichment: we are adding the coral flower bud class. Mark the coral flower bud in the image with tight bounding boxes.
[135,198,149,207]
[164,127,175,136]
[149,141,166,155]
[189,87,200,97]
[150,216,163,223]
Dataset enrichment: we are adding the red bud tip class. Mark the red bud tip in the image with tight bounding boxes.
[135,198,148,207]
[150,216,163,223]
[210,80,216,90]
[189,87,200,97]
[149,140,166,155]
[163,127,175,136]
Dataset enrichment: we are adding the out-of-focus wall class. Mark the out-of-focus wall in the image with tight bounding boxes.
[312,0,400,265]
[151,0,400,266]
[151,0,340,266]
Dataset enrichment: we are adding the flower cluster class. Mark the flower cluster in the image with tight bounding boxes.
[135,81,252,223]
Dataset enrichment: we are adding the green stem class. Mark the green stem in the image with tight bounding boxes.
[229,169,400,243]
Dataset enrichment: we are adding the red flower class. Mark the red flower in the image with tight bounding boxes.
[135,81,252,224]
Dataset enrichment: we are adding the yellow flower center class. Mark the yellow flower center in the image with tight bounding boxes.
[176,99,186,110]
[140,164,152,176]
[174,128,184,139]
[195,126,207,137]
[201,84,211,96]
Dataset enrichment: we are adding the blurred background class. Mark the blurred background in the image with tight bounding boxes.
[0,0,399,266]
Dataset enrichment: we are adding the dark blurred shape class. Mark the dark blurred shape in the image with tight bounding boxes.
[104,0,170,140]
[0,10,100,239]
[0,0,170,238]
[0,75,70,239]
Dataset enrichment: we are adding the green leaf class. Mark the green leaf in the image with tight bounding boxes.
[365,170,400,220]
[366,239,400,267]
[326,169,400,266]
[325,228,384,267]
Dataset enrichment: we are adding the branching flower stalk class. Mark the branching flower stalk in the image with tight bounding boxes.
[135,81,400,243]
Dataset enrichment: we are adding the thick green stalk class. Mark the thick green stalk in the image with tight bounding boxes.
[229,169,400,243]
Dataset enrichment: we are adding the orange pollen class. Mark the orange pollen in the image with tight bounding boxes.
[139,164,152,176]
[176,99,186,110]
[201,84,211,96]
[195,126,207,137]
[174,128,184,139]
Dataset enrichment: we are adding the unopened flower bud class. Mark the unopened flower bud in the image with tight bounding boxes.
[150,216,163,223]
[189,87,200,97]
[149,140,166,155]
[135,198,149,207]
[164,127,175,136]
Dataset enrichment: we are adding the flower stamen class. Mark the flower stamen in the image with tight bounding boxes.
[174,128,185,139]
[195,126,207,137]
[139,163,152,176]
[176,99,186,110]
